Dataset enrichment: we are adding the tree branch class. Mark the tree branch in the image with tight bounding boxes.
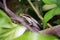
[0,0,42,32]
[39,25,60,37]
[0,0,60,37]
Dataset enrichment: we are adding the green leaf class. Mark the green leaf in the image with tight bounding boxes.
[42,0,60,8]
[0,9,13,28]
[0,28,15,40]
[53,19,60,24]
[42,0,57,4]
[43,8,56,28]
[0,23,26,40]
[14,31,58,40]
[56,0,60,8]
[43,4,57,11]
[0,9,27,40]
[54,8,60,14]
[43,8,60,29]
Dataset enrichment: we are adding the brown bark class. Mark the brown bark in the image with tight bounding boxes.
[0,0,60,37]
[39,25,60,37]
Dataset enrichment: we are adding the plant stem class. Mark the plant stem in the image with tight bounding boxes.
[39,25,60,37]
[0,0,40,32]
[27,0,52,28]
[27,0,43,20]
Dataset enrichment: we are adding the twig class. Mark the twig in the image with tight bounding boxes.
[39,25,60,37]
[0,0,60,37]
[27,0,43,20]
[0,0,41,32]
[34,0,40,14]
[0,2,4,8]
[27,0,52,28]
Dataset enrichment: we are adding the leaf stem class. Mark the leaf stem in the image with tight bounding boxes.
[27,0,52,28]
[27,0,43,20]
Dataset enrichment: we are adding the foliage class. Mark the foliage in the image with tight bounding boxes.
[14,31,57,40]
[42,0,60,28]
[0,0,60,40]
[0,9,58,40]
